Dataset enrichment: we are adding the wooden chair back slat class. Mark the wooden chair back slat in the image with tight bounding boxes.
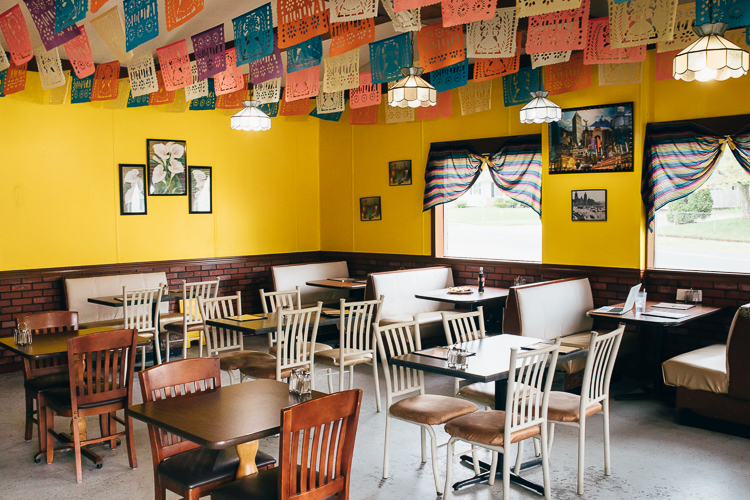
[198,293,244,357]
[581,324,625,410]
[17,312,79,379]
[374,318,424,407]
[123,285,164,334]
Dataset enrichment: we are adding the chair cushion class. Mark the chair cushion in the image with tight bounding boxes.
[25,372,69,393]
[44,387,122,410]
[164,321,205,333]
[239,356,306,381]
[544,392,602,423]
[315,348,373,368]
[269,342,332,357]
[158,447,275,490]
[389,395,477,426]
[211,467,279,500]
[445,410,541,447]
[218,351,273,372]
[662,344,728,395]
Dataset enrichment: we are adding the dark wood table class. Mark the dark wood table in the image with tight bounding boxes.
[87,290,183,308]
[306,279,367,300]
[415,286,509,310]
[390,334,587,495]
[588,300,723,400]
[205,311,340,336]
[128,379,326,477]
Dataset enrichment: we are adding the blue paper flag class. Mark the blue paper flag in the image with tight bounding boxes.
[286,36,323,74]
[124,0,159,52]
[71,72,94,103]
[54,0,87,33]
[233,3,274,65]
[0,69,6,97]
[430,55,467,94]
[502,67,543,108]
[127,90,150,107]
[370,33,411,85]
[259,101,279,117]
[696,0,750,29]
[612,0,628,4]
[189,79,217,110]
[310,105,343,122]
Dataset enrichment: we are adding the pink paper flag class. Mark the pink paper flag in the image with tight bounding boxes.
[394,0,439,13]
[655,50,679,81]
[349,72,381,109]
[278,0,329,49]
[416,23,465,72]
[349,105,379,125]
[545,52,591,95]
[285,65,319,101]
[0,5,33,65]
[156,39,193,91]
[213,50,244,96]
[441,0,494,28]
[583,17,646,65]
[5,60,27,94]
[525,0,590,54]
[91,61,121,101]
[416,90,452,120]
[64,25,95,78]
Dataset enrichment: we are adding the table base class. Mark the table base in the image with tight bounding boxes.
[454,453,545,495]
[236,440,259,478]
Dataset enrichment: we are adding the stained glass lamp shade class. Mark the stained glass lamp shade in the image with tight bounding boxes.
[387,67,437,108]
[231,101,272,131]
[519,91,561,124]
[673,22,749,82]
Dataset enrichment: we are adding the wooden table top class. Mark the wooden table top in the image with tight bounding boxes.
[205,311,340,336]
[587,300,723,327]
[0,327,150,360]
[87,291,183,308]
[127,379,326,449]
[306,279,367,290]
[389,334,587,383]
[415,286,510,305]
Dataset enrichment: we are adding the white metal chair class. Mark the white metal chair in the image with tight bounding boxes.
[316,296,384,411]
[444,339,562,500]
[122,284,164,368]
[375,318,479,495]
[198,292,275,384]
[260,286,330,357]
[240,302,323,386]
[541,324,625,495]
[163,278,221,360]
[442,307,486,397]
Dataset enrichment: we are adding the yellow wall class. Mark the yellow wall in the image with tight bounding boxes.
[0,77,320,271]
[319,51,750,269]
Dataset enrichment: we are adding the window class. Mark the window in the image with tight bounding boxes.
[441,169,542,262]
[653,147,750,273]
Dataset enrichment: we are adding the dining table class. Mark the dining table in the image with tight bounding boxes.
[127,379,326,478]
[389,333,588,495]
[306,278,367,301]
[416,286,510,331]
[87,290,183,308]
[204,310,340,336]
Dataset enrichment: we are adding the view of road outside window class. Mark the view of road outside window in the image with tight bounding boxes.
[443,169,542,262]
[654,147,750,273]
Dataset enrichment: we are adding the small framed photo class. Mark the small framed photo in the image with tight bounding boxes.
[389,160,412,186]
[119,164,147,215]
[572,190,607,221]
[189,166,212,214]
[360,196,382,221]
[147,139,187,195]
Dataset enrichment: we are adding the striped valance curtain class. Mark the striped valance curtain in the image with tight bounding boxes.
[641,124,750,231]
[423,137,543,216]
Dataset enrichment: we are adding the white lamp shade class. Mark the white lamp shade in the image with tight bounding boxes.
[387,67,437,108]
[231,100,272,131]
[673,22,750,82]
[519,91,561,124]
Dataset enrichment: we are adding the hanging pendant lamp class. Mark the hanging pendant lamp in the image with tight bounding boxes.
[230,100,272,131]
[387,67,437,108]
[673,22,749,82]
[519,91,561,124]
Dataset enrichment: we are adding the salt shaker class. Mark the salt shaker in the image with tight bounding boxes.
[447,346,460,368]
[289,369,300,394]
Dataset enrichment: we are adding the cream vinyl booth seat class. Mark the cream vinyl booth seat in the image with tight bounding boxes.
[271,261,351,307]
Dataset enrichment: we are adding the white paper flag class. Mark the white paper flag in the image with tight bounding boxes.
[127,53,159,96]
[608,0,678,48]
[459,80,492,116]
[331,0,378,22]
[657,3,697,53]
[598,62,643,86]
[531,51,572,69]
[323,51,359,92]
[467,8,518,59]
[316,88,345,114]
[0,40,9,71]
[385,103,415,123]
[36,47,66,90]
[517,0,581,18]
[380,0,420,32]
[48,70,70,104]
[90,6,134,63]
[185,61,209,101]
[253,77,281,103]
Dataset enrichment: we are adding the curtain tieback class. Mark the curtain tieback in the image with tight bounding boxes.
[479,156,492,170]
[720,136,736,151]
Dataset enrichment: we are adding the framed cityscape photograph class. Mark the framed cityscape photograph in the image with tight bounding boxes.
[119,164,147,215]
[572,190,607,221]
[360,196,382,221]
[147,139,187,195]
[189,166,212,214]
[389,160,412,186]
[549,102,634,174]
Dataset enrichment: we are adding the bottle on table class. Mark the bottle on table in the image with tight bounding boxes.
[478,267,485,293]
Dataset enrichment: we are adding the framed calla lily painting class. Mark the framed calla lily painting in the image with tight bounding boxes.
[119,164,147,215]
[189,166,212,214]
[147,139,187,195]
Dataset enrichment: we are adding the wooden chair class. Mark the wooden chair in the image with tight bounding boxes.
[240,303,323,386]
[163,278,221,361]
[210,389,363,500]
[442,307,486,398]
[16,311,78,450]
[123,285,164,368]
[139,358,275,500]
[374,318,479,495]
[44,329,139,483]
[197,292,275,385]
[316,296,384,411]
[443,340,562,500]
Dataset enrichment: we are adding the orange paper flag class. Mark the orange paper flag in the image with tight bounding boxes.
[149,71,176,105]
[91,61,121,101]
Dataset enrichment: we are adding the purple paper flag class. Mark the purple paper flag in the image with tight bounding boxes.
[191,24,225,81]
[24,0,80,51]
[249,33,283,84]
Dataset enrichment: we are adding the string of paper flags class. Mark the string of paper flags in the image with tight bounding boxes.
[0,0,748,127]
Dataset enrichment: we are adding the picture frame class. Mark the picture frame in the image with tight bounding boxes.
[189,166,212,214]
[360,196,382,221]
[572,190,607,221]
[118,164,147,215]
[549,102,634,174]
[147,139,187,195]
[389,160,412,186]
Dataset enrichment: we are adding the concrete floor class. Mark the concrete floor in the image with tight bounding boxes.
[2,334,749,500]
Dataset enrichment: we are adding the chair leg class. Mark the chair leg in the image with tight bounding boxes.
[37,393,47,454]
[548,422,556,457]
[126,415,137,469]
[165,336,170,363]
[109,412,117,449]
[154,474,166,500]
[444,438,456,500]
[541,425,552,500]
[603,401,611,476]
[577,418,586,495]
[472,445,480,475]
[25,391,34,441]
[72,416,83,483]
[534,437,541,457]
[199,331,204,358]
[45,404,55,464]
[327,369,334,393]
[514,439,525,474]
[227,370,236,385]
[425,425,443,495]
[383,416,392,479]
[338,365,345,392]
[154,333,162,365]
[183,329,189,360]
[372,360,382,413]
[348,365,355,390]
[502,447,511,500]
[488,451,498,486]
[420,426,427,463]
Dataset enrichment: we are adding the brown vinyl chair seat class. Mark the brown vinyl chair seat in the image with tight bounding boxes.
[445,410,541,447]
[44,386,123,410]
[389,395,478,426]
[217,351,273,372]
[315,348,373,368]
[269,342,332,357]
[24,372,69,393]
[544,392,603,423]
[164,322,205,334]
[239,356,308,380]
[158,448,275,490]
